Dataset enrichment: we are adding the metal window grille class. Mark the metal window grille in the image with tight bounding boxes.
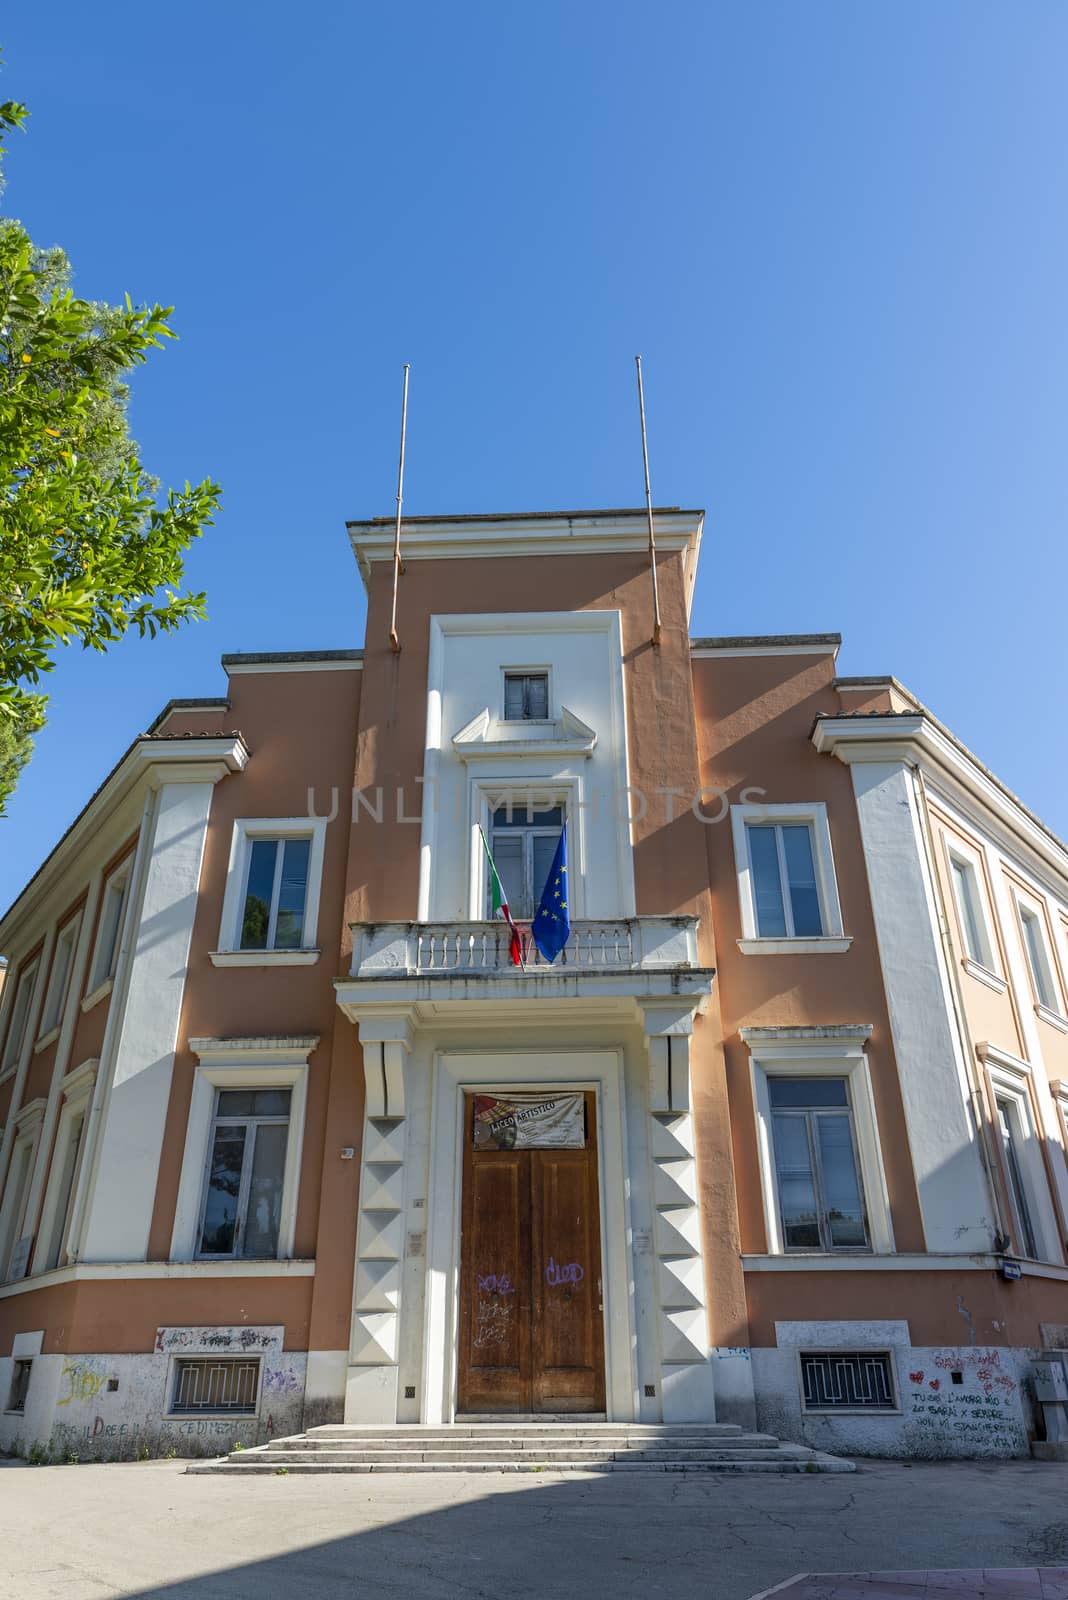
[7,1358,32,1413]
[800,1351,895,1411]
[170,1358,259,1415]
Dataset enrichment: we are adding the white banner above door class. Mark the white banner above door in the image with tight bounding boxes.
[472,1093,585,1150]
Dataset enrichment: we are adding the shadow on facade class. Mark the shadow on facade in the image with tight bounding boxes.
[108,1467,784,1600]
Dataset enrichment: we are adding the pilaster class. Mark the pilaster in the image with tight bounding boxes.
[347,1012,414,1422]
[640,1002,716,1421]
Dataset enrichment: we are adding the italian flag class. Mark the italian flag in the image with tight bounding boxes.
[478,825,523,967]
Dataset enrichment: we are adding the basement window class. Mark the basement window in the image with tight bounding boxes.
[7,1358,32,1414]
[800,1351,897,1412]
[169,1358,260,1416]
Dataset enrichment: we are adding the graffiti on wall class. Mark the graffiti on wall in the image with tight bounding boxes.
[905,1349,1025,1455]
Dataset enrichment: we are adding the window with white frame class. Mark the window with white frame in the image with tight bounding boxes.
[487,802,564,921]
[981,1045,1059,1263]
[503,670,549,722]
[1017,900,1062,1015]
[197,1087,292,1258]
[948,849,994,969]
[0,959,38,1076]
[88,864,130,993]
[731,803,847,951]
[216,820,326,960]
[36,1060,96,1274]
[994,1095,1037,1259]
[0,1107,43,1282]
[171,1038,313,1263]
[744,1028,893,1256]
[768,1078,869,1250]
[41,1111,85,1272]
[39,916,80,1039]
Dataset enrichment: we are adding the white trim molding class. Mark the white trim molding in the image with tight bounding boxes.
[740,1026,894,1257]
[963,959,1008,995]
[418,609,636,924]
[170,1036,318,1263]
[453,704,597,763]
[730,801,846,950]
[214,816,327,964]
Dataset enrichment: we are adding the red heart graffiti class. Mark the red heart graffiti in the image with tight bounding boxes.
[929,1379,941,1391]
[909,1371,924,1384]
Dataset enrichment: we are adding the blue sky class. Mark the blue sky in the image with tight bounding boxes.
[2,3,1067,909]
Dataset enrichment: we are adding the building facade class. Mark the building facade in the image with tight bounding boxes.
[0,507,1066,1461]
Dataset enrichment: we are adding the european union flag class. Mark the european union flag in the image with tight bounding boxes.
[531,827,570,964]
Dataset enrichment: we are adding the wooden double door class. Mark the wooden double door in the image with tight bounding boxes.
[457,1091,606,1415]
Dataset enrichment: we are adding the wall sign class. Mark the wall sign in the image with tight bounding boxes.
[473,1093,584,1150]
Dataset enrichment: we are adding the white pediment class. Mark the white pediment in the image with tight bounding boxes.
[452,705,597,761]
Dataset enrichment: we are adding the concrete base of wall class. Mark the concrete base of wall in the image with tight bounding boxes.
[750,1322,1037,1459]
[0,1326,307,1462]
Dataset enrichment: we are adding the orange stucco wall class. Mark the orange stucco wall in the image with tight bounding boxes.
[746,1267,1067,1350]
[0,1275,312,1355]
[692,651,926,1259]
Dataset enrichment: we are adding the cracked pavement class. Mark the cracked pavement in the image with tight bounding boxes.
[4,1457,1068,1599]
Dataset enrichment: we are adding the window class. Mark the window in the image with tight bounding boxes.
[768,1078,869,1251]
[89,866,129,992]
[1019,903,1060,1013]
[0,1135,35,1282]
[731,803,847,952]
[170,1358,259,1415]
[949,853,992,968]
[197,1088,291,1259]
[995,1096,1037,1259]
[0,960,38,1075]
[40,918,80,1038]
[800,1351,896,1412]
[503,671,549,721]
[487,804,563,921]
[41,1111,85,1272]
[240,838,311,951]
[215,819,327,963]
[6,1358,32,1414]
[746,823,823,938]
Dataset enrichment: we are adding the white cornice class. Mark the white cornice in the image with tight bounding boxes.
[224,658,362,675]
[348,509,704,616]
[812,714,1068,892]
[0,736,248,955]
[189,1035,320,1067]
[452,704,597,762]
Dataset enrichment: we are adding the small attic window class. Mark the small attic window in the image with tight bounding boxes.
[503,672,549,721]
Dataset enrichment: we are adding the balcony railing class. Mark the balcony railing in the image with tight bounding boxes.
[348,917,700,979]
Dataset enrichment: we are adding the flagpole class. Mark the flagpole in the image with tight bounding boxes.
[635,355,662,649]
[388,363,409,655]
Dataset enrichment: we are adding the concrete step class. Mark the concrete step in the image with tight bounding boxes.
[189,1454,855,1476]
[251,1447,794,1465]
[270,1433,780,1453]
[303,1422,748,1440]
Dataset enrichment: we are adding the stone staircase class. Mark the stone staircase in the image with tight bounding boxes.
[188,1421,855,1475]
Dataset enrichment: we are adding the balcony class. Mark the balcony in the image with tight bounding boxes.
[335,916,714,1028]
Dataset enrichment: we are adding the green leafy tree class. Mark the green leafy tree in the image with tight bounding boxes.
[0,70,219,812]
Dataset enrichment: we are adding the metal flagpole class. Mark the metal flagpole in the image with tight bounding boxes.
[388,363,410,654]
[634,355,662,649]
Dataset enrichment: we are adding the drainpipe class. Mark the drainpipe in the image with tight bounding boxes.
[910,763,1010,1250]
